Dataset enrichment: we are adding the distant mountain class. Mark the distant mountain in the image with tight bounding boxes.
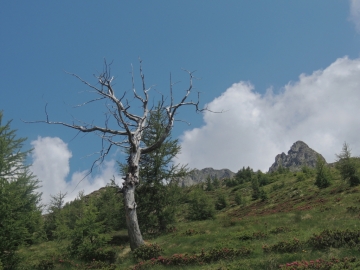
[177,167,235,187]
[268,140,326,173]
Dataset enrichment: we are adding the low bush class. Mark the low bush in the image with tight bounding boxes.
[132,247,252,269]
[279,257,358,270]
[263,238,304,253]
[307,229,360,249]
[269,226,291,234]
[238,231,268,241]
[132,243,163,261]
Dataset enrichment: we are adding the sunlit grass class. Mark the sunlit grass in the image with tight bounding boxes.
[17,169,360,269]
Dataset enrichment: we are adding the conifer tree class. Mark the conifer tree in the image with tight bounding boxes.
[0,112,42,269]
[336,142,360,186]
[315,155,331,189]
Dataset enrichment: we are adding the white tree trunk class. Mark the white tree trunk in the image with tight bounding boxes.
[123,148,144,250]
[123,176,144,250]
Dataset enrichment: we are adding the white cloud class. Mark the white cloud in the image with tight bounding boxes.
[177,56,360,172]
[30,136,122,210]
[349,0,360,32]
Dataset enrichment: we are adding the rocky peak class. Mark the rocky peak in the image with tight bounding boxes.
[268,141,326,173]
[178,167,235,187]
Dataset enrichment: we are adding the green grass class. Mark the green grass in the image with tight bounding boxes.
[17,169,360,269]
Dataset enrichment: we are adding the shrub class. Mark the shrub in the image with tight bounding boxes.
[336,142,360,186]
[296,172,306,182]
[187,189,215,221]
[68,202,112,262]
[307,229,360,249]
[269,226,291,234]
[238,231,268,241]
[215,192,228,210]
[263,238,304,253]
[259,188,268,201]
[315,155,331,189]
[132,243,163,261]
[132,247,252,269]
[234,192,242,205]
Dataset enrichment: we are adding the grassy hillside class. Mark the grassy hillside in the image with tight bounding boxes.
[16,165,360,270]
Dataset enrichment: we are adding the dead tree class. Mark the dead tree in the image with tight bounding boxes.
[26,60,208,250]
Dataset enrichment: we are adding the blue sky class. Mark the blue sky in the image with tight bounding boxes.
[1,1,360,205]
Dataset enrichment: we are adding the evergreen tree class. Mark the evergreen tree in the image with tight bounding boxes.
[213,176,220,189]
[235,166,254,184]
[315,155,331,189]
[0,112,43,269]
[215,192,228,210]
[187,188,215,220]
[336,142,360,186]
[44,191,67,240]
[205,176,214,191]
[251,177,260,200]
[94,181,126,232]
[234,192,242,205]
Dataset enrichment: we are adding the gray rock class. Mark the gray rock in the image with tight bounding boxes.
[268,141,326,173]
[178,167,235,187]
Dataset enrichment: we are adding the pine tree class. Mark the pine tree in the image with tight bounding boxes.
[315,155,331,189]
[0,112,43,269]
[336,142,360,186]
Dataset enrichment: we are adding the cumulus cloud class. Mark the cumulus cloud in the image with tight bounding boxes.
[349,0,360,32]
[30,136,122,210]
[177,56,360,172]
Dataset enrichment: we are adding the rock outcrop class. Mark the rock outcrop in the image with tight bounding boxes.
[268,141,326,173]
[178,167,235,187]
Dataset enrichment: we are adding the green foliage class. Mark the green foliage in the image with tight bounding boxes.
[0,112,43,269]
[43,191,67,240]
[251,177,260,200]
[132,243,163,261]
[235,166,254,184]
[238,231,268,241]
[212,176,220,189]
[215,192,228,210]
[259,188,268,201]
[132,247,252,269]
[336,142,360,186]
[302,165,315,177]
[315,155,331,189]
[269,226,291,234]
[187,188,215,221]
[296,172,306,182]
[279,257,359,270]
[277,165,290,174]
[94,182,126,232]
[263,238,304,253]
[205,176,214,191]
[307,229,360,249]
[68,201,113,262]
[234,191,242,205]
[257,170,270,186]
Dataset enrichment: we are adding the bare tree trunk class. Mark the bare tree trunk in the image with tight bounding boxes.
[122,149,145,250]
[123,177,144,250]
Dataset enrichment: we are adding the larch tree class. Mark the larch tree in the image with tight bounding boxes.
[0,111,43,269]
[26,61,216,250]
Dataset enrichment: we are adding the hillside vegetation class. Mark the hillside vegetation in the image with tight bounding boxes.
[14,158,360,270]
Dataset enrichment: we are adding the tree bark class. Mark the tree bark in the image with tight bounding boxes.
[123,177,144,250]
[122,148,145,250]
